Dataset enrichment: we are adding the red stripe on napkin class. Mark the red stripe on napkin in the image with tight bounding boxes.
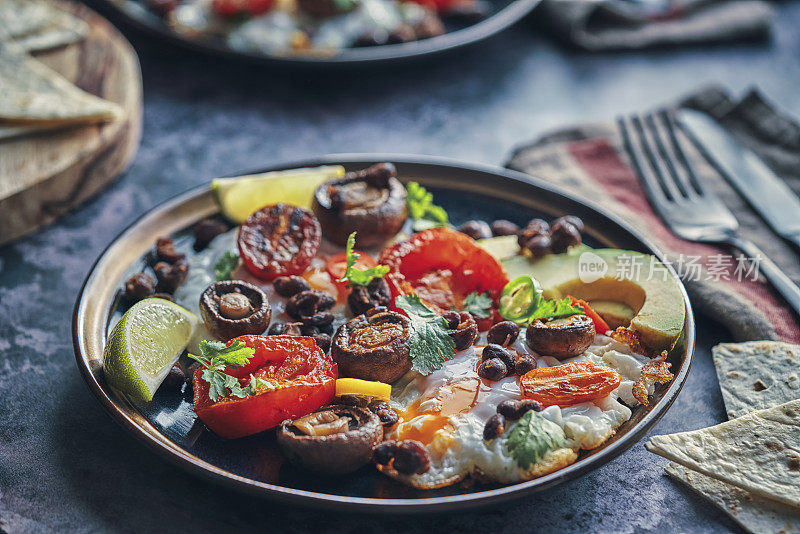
[567,138,800,343]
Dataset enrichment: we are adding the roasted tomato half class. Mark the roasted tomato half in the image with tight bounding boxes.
[378,227,508,329]
[193,335,337,439]
[238,204,322,281]
[212,0,275,17]
[520,361,621,407]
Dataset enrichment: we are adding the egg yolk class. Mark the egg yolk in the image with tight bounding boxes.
[395,378,480,445]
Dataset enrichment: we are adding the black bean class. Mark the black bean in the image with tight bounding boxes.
[482,344,515,370]
[184,361,202,388]
[368,400,399,427]
[514,354,537,376]
[154,260,188,293]
[553,215,584,234]
[483,414,505,440]
[273,276,310,298]
[457,220,492,240]
[162,363,185,389]
[549,220,582,253]
[497,399,542,420]
[124,273,155,302]
[490,220,520,236]
[155,237,185,264]
[451,312,479,351]
[286,290,336,319]
[373,440,399,465]
[347,278,391,316]
[267,322,303,336]
[338,394,369,407]
[486,321,520,347]
[478,358,507,381]
[193,218,228,251]
[303,311,334,327]
[524,234,552,258]
[441,310,461,330]
[393,441,430,475]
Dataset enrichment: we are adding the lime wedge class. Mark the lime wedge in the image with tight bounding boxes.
[211,165,345,223]
[103,298,196,402]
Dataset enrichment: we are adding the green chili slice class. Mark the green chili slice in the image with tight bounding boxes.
[499,275,542,323]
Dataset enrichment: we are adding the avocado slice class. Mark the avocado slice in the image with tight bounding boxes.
[502,249,685,352]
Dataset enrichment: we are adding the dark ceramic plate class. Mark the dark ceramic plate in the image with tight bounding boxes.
[96,0,540,66]
[73,154,694,512]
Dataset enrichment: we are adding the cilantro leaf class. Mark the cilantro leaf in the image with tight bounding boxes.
[527,297,584,321]
[506,411,567,469]
[214,251,239,281]
[406,182,449,229]
[395,294,455,375]
[188,340,272,402]
[459,291,492,319]
[336,232,390,287]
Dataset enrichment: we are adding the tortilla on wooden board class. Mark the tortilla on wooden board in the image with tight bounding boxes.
[0,37,122,127]
[1,0,88,52]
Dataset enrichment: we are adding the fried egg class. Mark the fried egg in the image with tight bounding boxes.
[383,334,645,488]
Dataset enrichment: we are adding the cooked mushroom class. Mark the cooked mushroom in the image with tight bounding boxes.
[525,314,595,359]
[276,405,383,474]
[312,163,407,247]
[199,280,271,341]
[331,310,412,383]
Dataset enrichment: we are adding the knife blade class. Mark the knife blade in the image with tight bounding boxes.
[676,109,800,250]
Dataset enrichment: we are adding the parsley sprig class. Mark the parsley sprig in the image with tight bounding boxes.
[527,297,584,322]
[406,182,449,231]
[188,340,278,402]
[214,251,239,281]
[395,294,455,375]
[506,411,567,469]
[458,291,492,319]
[336,232,390,287]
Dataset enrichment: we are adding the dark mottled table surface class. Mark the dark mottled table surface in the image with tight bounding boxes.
[2,2,800,531]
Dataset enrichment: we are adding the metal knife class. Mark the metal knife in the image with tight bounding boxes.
[676,109,800,251]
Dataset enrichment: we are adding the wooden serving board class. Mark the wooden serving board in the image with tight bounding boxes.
[0,1,142,246]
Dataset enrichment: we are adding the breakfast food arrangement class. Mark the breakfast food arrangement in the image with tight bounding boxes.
[127,0,484,56]
[102,162,687,489]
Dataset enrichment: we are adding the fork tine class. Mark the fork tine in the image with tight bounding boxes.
[617,115,671,204]
[632,113,685,202]
[658,110,708,196]
[643,112,692,199]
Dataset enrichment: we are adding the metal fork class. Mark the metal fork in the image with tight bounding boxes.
[618,110,800,316]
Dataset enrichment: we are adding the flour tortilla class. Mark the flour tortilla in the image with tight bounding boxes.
[647,399,800,509]
[666,462,799,533]
[713,341,800,419]
[0,0,88,52]
[0,37,122,127]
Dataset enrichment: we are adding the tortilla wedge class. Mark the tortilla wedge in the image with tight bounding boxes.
[1,0,88,52]
[666,462,800,533]
[0,37,122,128]
[646,399,800,509]
[713,341,800,419]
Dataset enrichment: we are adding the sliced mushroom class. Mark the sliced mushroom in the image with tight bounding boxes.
[200,280,271,341]
[312,163,408,247]
[525,314,595,359]
[276,405,383,474]
[331,310,412,383]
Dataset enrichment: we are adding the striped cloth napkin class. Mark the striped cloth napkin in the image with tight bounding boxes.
[507,86,800,343]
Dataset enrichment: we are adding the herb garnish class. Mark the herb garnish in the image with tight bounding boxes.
[336,232,389,286]
[527,297,585,321]
[188,340,278,402]
[214,251,239,281]
[406,182,449,231]
[506,411,567,469]
[395,294,455,375]
[459,291,492,319]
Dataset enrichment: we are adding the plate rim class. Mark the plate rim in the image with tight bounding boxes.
[95,0,541,66]
[73,153,695,513]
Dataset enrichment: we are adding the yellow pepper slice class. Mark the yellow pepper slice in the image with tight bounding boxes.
[335,378,391,401]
